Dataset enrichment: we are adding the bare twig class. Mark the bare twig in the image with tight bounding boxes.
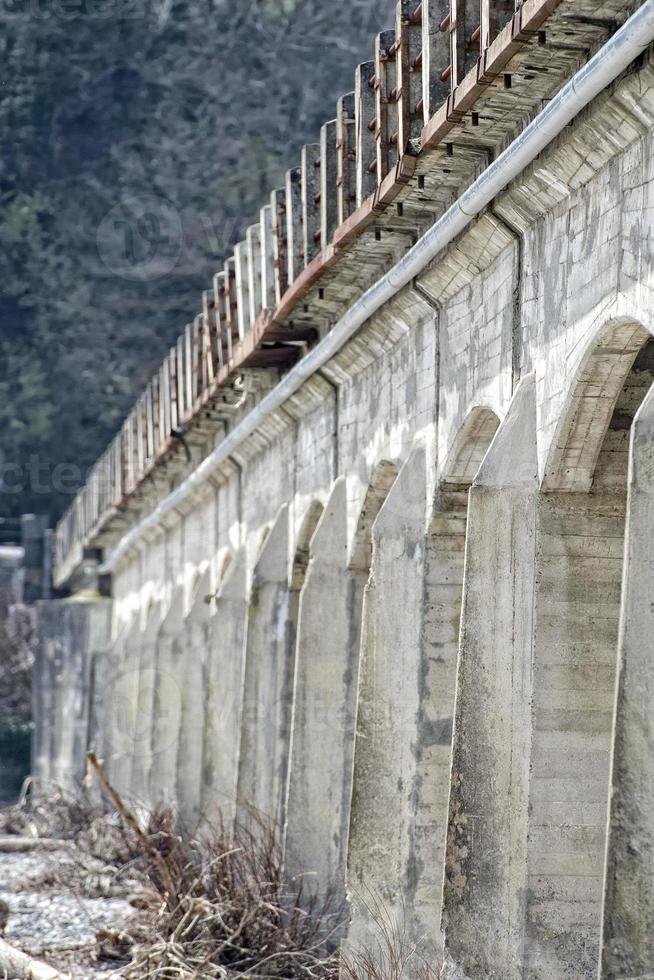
[85,752,176,900]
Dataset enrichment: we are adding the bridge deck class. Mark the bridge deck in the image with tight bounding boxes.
[54,0,640,587]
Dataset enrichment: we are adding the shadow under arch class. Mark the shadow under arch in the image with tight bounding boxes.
[186,563,211,615]
[348,459,400,572]
[543,317,652,492]
[440,405,501,488]
[290,499,325,591]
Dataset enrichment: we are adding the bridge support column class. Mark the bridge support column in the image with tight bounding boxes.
[33,598,112,790]
[237,504,295,831]
[176,569,213,833]
[442,375,538,980]
[129,609,161,809]
[149,597,184,808]
[600,381,654,980]
[93,617,138,799]
[346,443,431,964]
[200,551,248,827]
[284,477,362,905]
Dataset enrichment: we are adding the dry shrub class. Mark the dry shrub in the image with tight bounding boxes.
[122,809,343,979]
[0,779,140,869]
[1,784,441,980]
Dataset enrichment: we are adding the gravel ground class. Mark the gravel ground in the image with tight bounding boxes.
[0,844,134,978]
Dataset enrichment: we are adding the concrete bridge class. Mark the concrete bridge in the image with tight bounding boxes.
[34,1,654,976]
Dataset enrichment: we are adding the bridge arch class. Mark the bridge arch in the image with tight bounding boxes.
[290,499,325,591]
[286,465,401,902]
[440,405,501,488]
[528,317,654,976]
[348,459,400,571]
[543,318,652,492]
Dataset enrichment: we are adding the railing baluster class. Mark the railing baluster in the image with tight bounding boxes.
[161,361,172,440]
[145,383,155,463]
[375,30,397,182]
[320,119,338,249]
[421,0,450,123]
[113,435,122,504]
[202,291,216,387]
[337,93,356,225]
[234,241,251,340]
[451,0,481,88]
[285,167,304,285]
[184,323,193,419]
[136,395,145,475]
[260,205,276,310]
[397,0,424,152]
[301,144,321,266]
[247,222,263,325]
[192,315,203,407]
[158,364,167,447]
[213,271,229,368]
[355,61,377,207]
[224,257,238,350]
[271,187,288,305]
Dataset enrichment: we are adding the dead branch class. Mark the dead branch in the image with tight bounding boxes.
[0,937,68,979]
[0,837,67,853]
[85,752,176,900]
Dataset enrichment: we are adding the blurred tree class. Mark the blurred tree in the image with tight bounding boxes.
[0,0,395,521]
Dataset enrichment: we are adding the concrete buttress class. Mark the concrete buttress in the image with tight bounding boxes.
[442,375,538,980]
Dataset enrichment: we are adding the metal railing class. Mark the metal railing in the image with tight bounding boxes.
[55,0,573,578]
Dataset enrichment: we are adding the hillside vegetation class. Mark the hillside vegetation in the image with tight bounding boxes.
[0,0,394,522]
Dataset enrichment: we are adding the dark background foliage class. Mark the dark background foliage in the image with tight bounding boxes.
[0,0,395,523]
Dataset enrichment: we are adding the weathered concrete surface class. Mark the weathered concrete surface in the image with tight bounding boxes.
[33,599,112,789]
[442,376,538,980]
[201,551,248,826]
[92,616,138,798]
[346,444,433,964]
[236,505,297,831]
[176,568,212,832]
[601,378,654,980]
[284,478,362,902]
[129,604,162,808]
[149,595,185,808]
[527,333,654,979]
